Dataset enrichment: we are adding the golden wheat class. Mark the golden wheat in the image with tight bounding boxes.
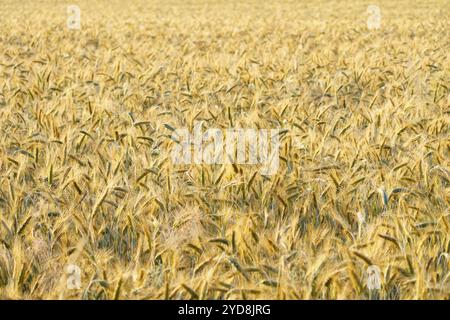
[0,0,448,300]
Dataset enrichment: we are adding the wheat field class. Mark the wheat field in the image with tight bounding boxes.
[0,0,448,300]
